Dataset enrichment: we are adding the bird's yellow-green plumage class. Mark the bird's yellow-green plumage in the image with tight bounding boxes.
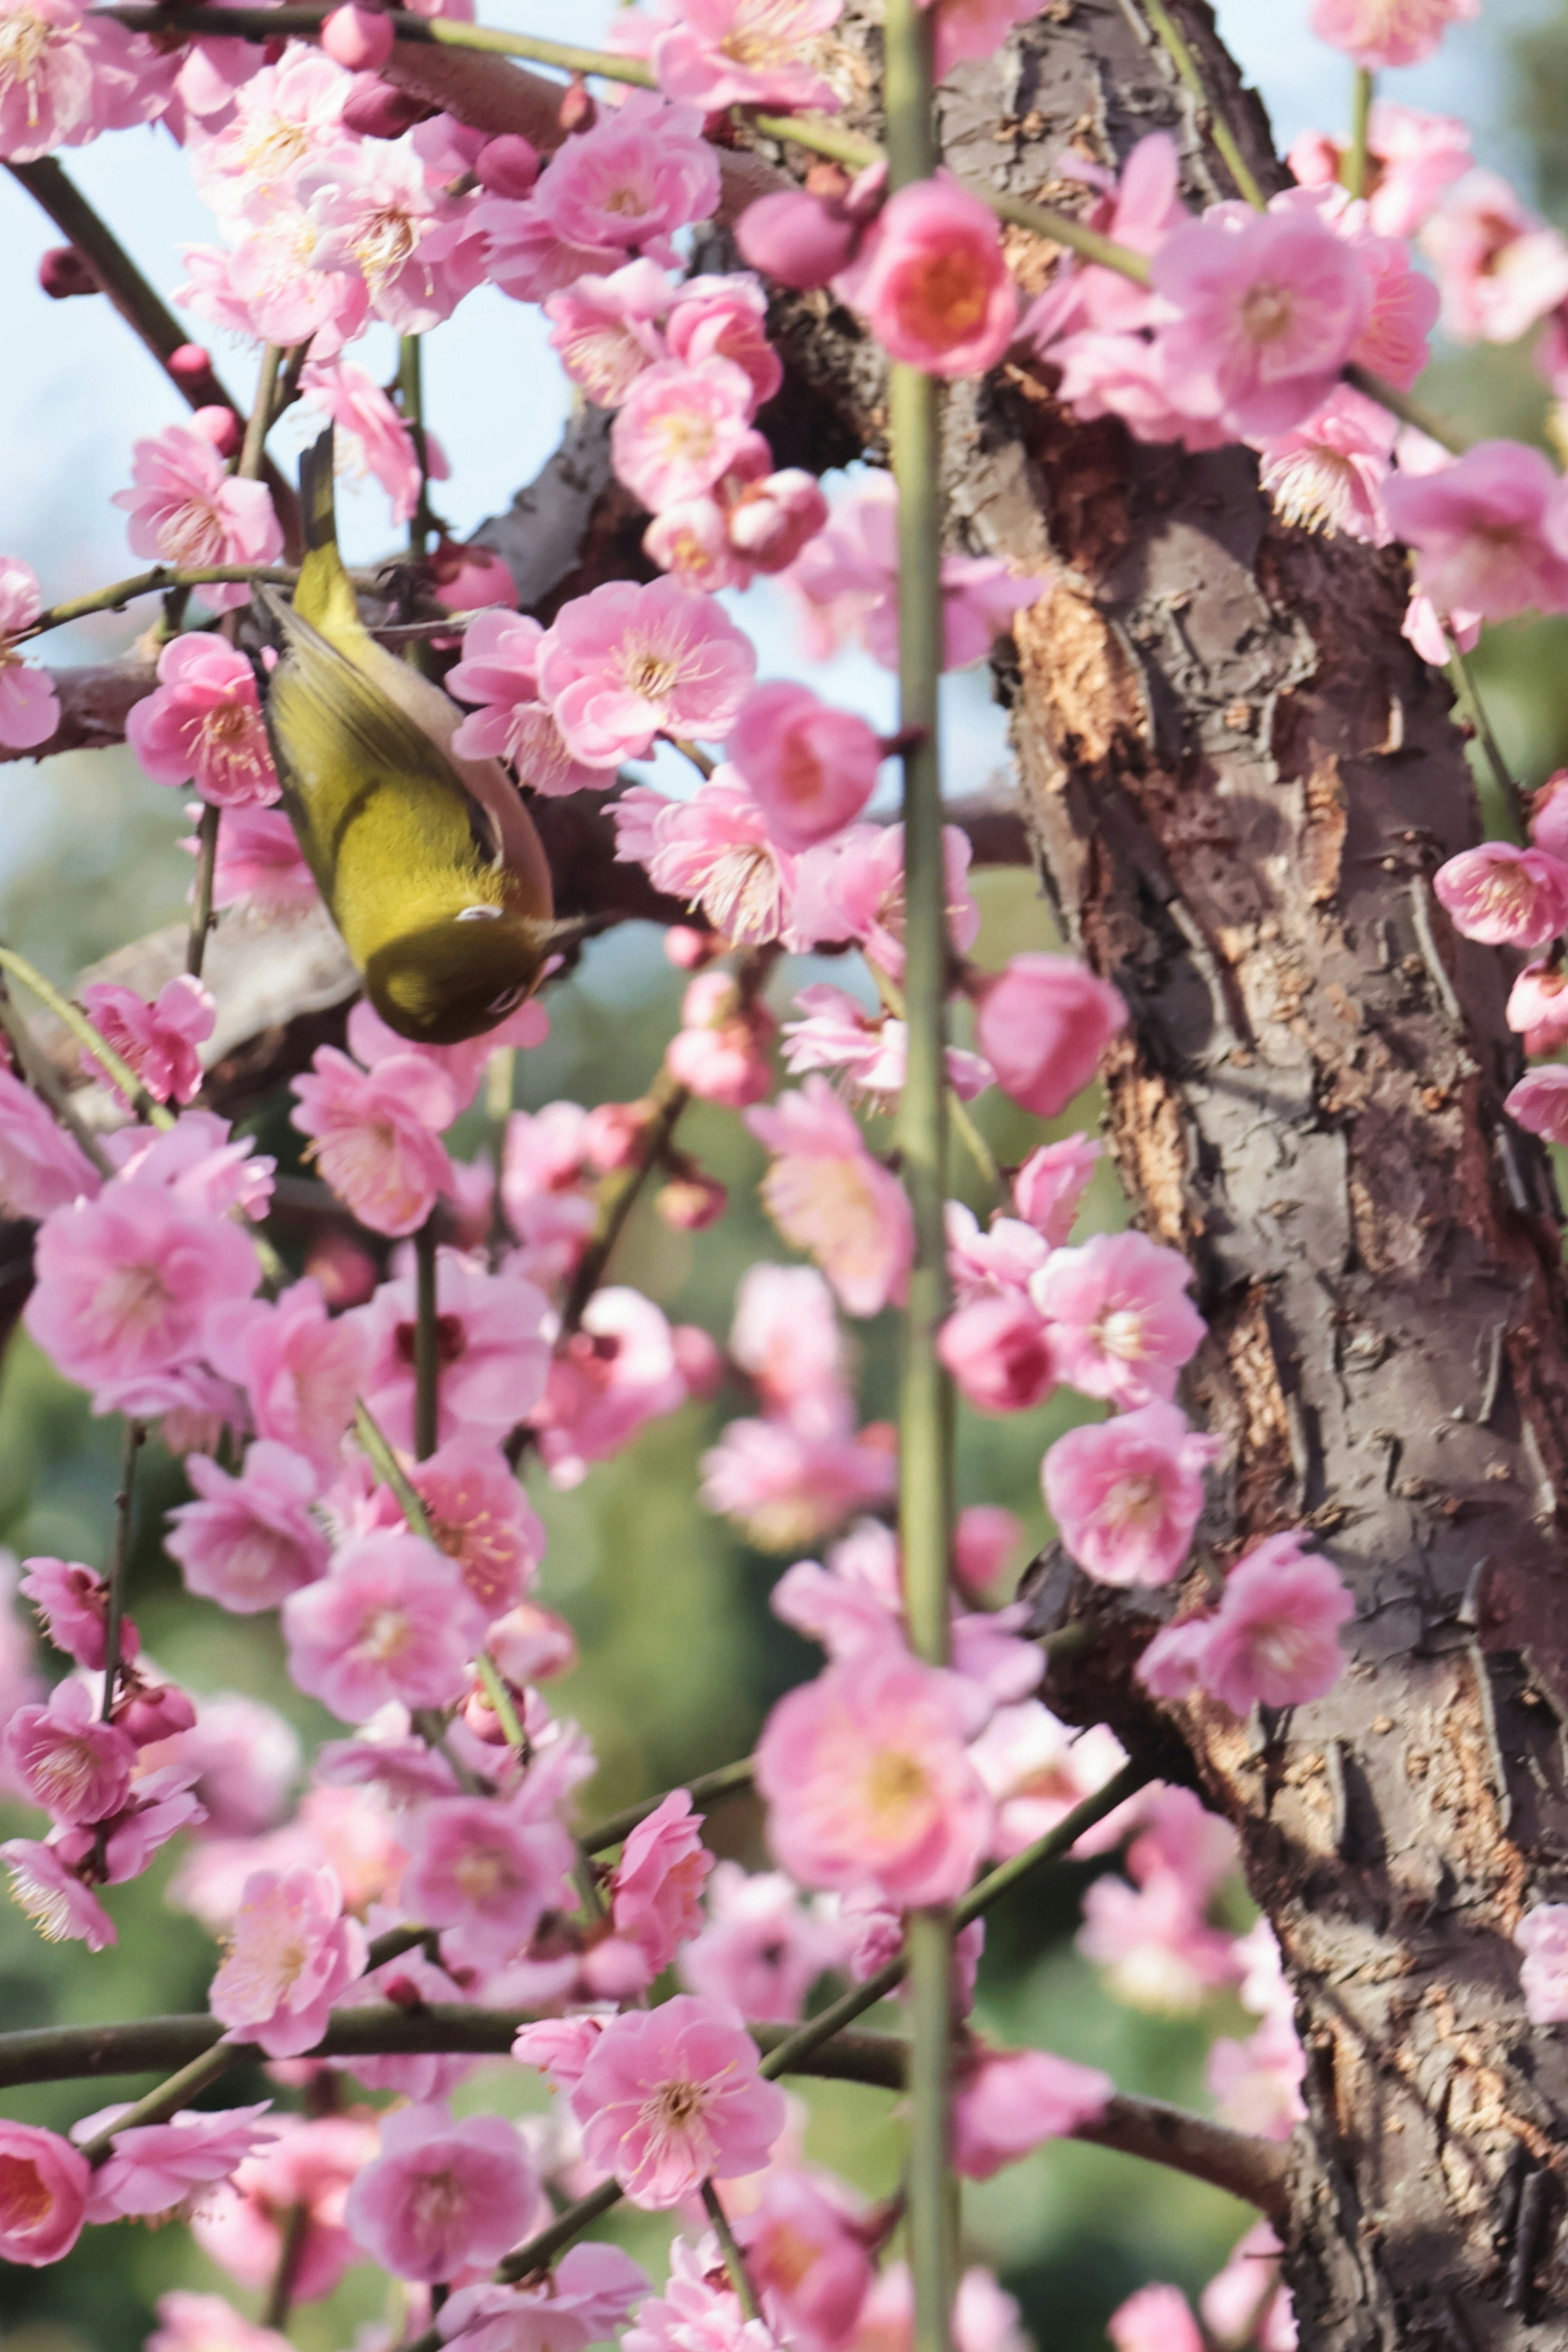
[258,427,560,1046]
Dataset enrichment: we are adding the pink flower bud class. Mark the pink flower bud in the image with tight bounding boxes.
[727,470,829,571]
[168,343,216,386]
[663,924,721,970]
[303,1228,378,1309]
[1506,1063,1568,1145]
[672,1321,724,1397]
[559,73,596,132]
[938,1292,1057,1413]
[975,953,1127,1119]
[462,1683,512,1745]
[0,2124,89,2265]
[737,189,860,290]
[1432,840,1568,947]
[320,3,393,71]
[487,1599,578,1685]
[1506,958,1568,1052]
[657,1171,728,1229]
[583,1099,652,1172]
[191,405,240,457]
[341,74,437,138]
[1531,769,1568,861]
[728,681,883,851]
[953,1503,1022,1600]
[476,133,540,199]
[117,1678,197,1746]
[38,245,97,299]
[428,537,515,613]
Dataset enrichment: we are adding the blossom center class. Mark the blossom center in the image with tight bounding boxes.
[0,11,55,116]
[454,1843,517,1904]
[94,1260,173,1342]
[357,1606,412,1663]
[862,1746,928,1822]
[648,2076,709,2130]
[1095,1306,1148,1362]
[1238,280,1294,346]
[909,251,988,340]
[1103,1473,1165,1531]
[394,1312,468,1369]
[0,2153,50,2232]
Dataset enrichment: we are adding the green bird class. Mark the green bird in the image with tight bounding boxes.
[256,425,561,1046]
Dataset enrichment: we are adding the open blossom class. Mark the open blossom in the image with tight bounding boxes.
[299,359,448,527]
[727,682,883,852]
[569,1995,785,2207]
[112,422,283,612]
[939,1293,1056,1415]
[845,176,1017,377]
[783,983,991,1106]
[1150,204,1371,439]
[1256,389,1397,544]
[680,1861,847,2020]
[165,1440,329,1613]
[405,1434,546,1619]
[448,610,615,796]
[401,1786,577,1964]
[700,1413,896,1549]
[538,577,755,766]
[1206,2009,1308,2142]
[537,91,720,255]
[1108,2286,1205,2352]
[20,1557,125,1668]
[1139,1532,1354,1714]
[189,46,350,212]
[25,1178,258,1403]
[1382,441,1568,623]
[1011,1137,1100,1245]
[0,0,172,163]
[3,1675,136,1824]
[1506,958,1568,1053]
[650,0,840,110]
[1044,1404,1221,1588]
[0,557,58,748]
[1031,1231,1206,1409]
[283,1532,487,1723]
[733,2166,873,2350]
[192,2112,381,2303]
[1506,1065,1568,1147]
[292,1046,459,1237]
[1288,103,1470,241]
[345,2103,538,2282]
[1309,0,1476,68]
[619,774,797,947]
[1432,840,1568,947]
[973,953,1125,1119]
[209,804,319,913]
[146,2295,291,2352]
[0,1064,97,1218]
[747,1078,914,1318]
[0,1836,115,1948]
[667,969,775,1108]
[302,143,487,335]
[792,819,980,975]
[439,2243,650,2352]
[1421,170,1568,345]
[612,357,758,513]
[126,633,278,805]
[757,1643,993,1905]
[1201,2225,1297,2352]
[545,259,670,406]
[953,2047,1112,2180]
[83,2103,277,2224]
[0,2122,89,2265]
[208,1863,366,2058]
[351,1251,552,1449]
[205,1277,368,1477]
[533,1286,689,1487]
[80,975,214,1108]
[608,1789,715,1979]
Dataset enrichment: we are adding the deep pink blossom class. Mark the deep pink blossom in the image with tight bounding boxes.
[666,273,782,405]
[205,1277,368,1477]
[401,1785,577,1964]
[608,1788,714,1980]
[1150,205,1371,438]
[938,1293,1057,1414]
[623,2233,776,2352]
[1383,441,1568,622]
[141,1691,298,1840]
[3,1676,136,1825]
[953,2046,1112,2179]
[405,1434,546,1619]
[302,142,487,334]
[1044,1403,1220,1588]
[727,682,882,851]
[345,2101,537,2282]
[1433,840,1568,947]
[0,1067,96,1219]
[535,92,720,260]
[973,953,1125,1119]
[737,2167,874,2350]
[112,424,283,613]
[783,983,992,1108]
[19,1557,125,1669]
[79,976,214,1108]
[746,1077,914,1317]
[1506,959,1568,1054]
[1309,0,1476,68]
[616,774,798,947]
[1030,1231,1205,1410]
[0,557,58,748]
[165,1440,328,1613]
[447,612,617,798]
[757,1643,993,1905]
[650,0,840,111]
[844,175,1017,377]
[569,1994,785,2207]
[538,578,755,766]
[1506,1064,1568,1146]
[1139,1531,1354,1714]
[188,46,350,210]
[84,2103,276,2224]
[612,357,759,513]
[666,970,776,1108]
[126,633,278,806]
[283,1532,486,1722]
[1011,1137,1100,1245]
[351,1251,551,1449]
[207,804,319,913]
[343,993,547,1119]
[0,2122,89,2264]
[208,1863,366,2058]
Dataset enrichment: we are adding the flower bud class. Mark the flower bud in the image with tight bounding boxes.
[341,74,437,138]
[191,404,241,457]
[663,924,721,970]
[321,2,393,71]
[559,74,596,133]
[657,1171,728,1229]
[38,245,97,300]
[476,133,540,199]
[737,188,859,290]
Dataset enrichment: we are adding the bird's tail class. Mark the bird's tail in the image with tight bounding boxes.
[292,424,361,643]
[299,425,337,556]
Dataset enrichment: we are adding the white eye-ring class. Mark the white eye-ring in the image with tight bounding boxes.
[456,905,503,923]
[487,983,527,1016]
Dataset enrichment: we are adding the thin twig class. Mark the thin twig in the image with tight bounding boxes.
[186,803,220,983]
[0,944,172,1124]
[1140,0,1265,208]
[354,1398,435,1541]
[702,2181,762,2321]
[76,2040,244,2162]
[99,1419,145,1724]
[261,2202,311,2331]
[1345,65,1374,203]
[1448,639,1526,836]
[580,1755,756,1853]
[558,1077,689,1339]
[414,1212,441,1462]
[17,566,298,642]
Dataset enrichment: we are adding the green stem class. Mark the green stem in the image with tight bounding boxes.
[0,945,173,1124]
[102,4,660,82]
[17,565,296,642]
[1339,362,1467,455]
[77,2039,243,2162]
[261,2202,311,2332]
[701,2181,762,2321]
[399,332,438,564]
[414,1213,440,1462]
[1140,0,1265,209]
[1345,65,1374,203]
[580,1755,756,1853]
[947,1087,1001,1198]
[99,1420,145,1723]
[0,977,112,1179]
[354,1398,435,1541]
[557,1077,689,1339]
[1448,638,1526,837]
[475,1651,528,1754]
[186,801,220,983]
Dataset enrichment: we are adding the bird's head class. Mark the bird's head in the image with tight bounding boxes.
[365,906,578,1045]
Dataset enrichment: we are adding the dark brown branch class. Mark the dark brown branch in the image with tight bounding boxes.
[0,659,157,765]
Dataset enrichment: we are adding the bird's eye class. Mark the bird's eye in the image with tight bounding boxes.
[487,982,527,1017]
[456,904,503,923]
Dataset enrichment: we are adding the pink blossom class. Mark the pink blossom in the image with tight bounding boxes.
[570,1994,785,2207]
[667,981,775,1109]
[938,1293,1057,1414]
[1432,840,1568,947]
[624,2234,775,2352]
[666,274,782,406]
[0,1067,96,1219]
[112,424,283,613]
[25,1178,258,1404]
[19,1557,124,1669]
[972,952,1125,1119]
[142,1691,298,1840]
[165,1440,328,1613]
[739,178,872,292]
[1516,1902,1568,2025]
[1506,1064,1568,1146]
[146,2294,291,2352]
[1030,1231,1205,1410]
[844,175,1017,377]
[545,259,670,406]
[1043,1403,1220,1588]
[746,1078,913,1318]
[612,357,759,513]
[953,1503,1022,1601]
[701,1414,896,1549]
[208,1863,365,2058]
[0,0,172,164]
[535,93,720,261]
[1309,0,1475,67]
[953,2046,1111,2180]
[192,2113,381,2303]
[126,633,278,806]
[1206,2010,1308,2142]
[407,1434,546,1619]
[1289,103,1469,241]
[106,1108,273,1225]
[79,975,214,1108]
[0,557,58,749]
[539,579,755,766]
[189,47,350,211]
[608,1789,714,1979]
[728,682,882,852]
[650,0,839,110]
[617,774,797,947]
[321,1,393,67]
[84,2103,276,2224]
[924,0,1045,77]
[1256,388,1396,544]
[1505,959,1568,1053]
[345,2101,537,2282]
[299,360,448,527]
[1201,2225,1297,2352]
[3,1676,136,1825]
[207,804,319,914]
[1078,1864,1238,2012]
[757,1644,993,1905]
[1149,205,1370,439]
[532,1286,688,1486]
[1383,441,1568,622]
[344,993,548,1119]
[283,1532,486,1722]
[1422,169,1568,344]
[0,1835,114,1948]
[791,819,980,975]
[1343,222,1439,392]
[302,143,486,334]
[439,2243,649,2352]
[1139,1531,1354,1714]
[1108,2286,1205,2352]
[401,1786,576,1964]
[205,1277,368,1477]
[729,1260,850,1429]
[0,2122,89,2264]
[1011,1138,1100,1246]
[680,1861,846,2020]
[1023,136,1184,347]
[967,1700,1133,1859]
[486,1598,577,1689]
[291,1045,458,1237]
[351,1251,551,1449]
[781,473,1046,669]
[738,2167,873,2350]
[1045,325,1231,450]
[783,983,989,1108]
[475,199,628,307]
